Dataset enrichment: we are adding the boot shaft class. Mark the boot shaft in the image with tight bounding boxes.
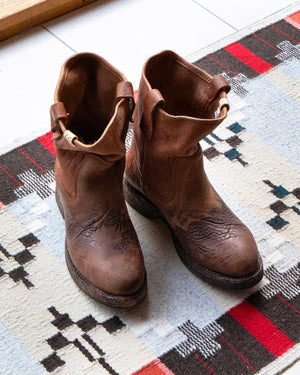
[52,52,134,150]
[51,53,134,199]
[134,50,230,157]
[126,50,230,204]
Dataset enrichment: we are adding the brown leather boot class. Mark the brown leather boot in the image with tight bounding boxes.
[124,50,263,289]
[51,53,146,307]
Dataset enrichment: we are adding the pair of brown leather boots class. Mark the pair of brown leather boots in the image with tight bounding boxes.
[51,50,263,308]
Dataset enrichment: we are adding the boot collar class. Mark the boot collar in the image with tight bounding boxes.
[50,81,134,161]
[137,50,230,155]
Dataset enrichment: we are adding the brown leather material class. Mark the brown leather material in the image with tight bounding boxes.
[52,52,146,307]
[125,50,263,289]
[206,75,231,103]
[50,102,68,132]
[116,81,135,121]
[142,89,165,140]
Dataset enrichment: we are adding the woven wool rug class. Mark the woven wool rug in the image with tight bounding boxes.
[1,11,300,375]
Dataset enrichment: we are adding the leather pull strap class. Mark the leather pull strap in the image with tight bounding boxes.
[50,102,68,132]
[207,75,231,103]
[116,81,135,121]
[143,89,165,140]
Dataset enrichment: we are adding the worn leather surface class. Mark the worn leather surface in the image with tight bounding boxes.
[126,50,261,279]
[52,53,145,296]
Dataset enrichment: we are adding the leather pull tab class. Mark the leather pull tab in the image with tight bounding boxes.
[207,75,231,103]
[50,102,68,132]
[116,81,135,121]
[143,89,165,140]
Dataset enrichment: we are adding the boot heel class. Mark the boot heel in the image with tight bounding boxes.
[124,178,161,219]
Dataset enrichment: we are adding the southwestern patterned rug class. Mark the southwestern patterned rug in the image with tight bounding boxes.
[0,11,300,375]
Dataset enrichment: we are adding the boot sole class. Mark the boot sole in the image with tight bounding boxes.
[124,178,264,289]
[56,189,147,308]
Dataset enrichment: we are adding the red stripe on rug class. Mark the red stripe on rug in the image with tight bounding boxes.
[252,33,281,52]
[225,42,275,74]
[276,294,300,315]
[38,132,57,157]
[17,147,46,173]
[132,358,175,375]
[220,334,256,371]
[0,201,4,210]
[270,23,298,43]
[207,54,237,75]
[0,164,22,186]
[228,300,295,357]
[193,351,216,375]
[285,10,300,30]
